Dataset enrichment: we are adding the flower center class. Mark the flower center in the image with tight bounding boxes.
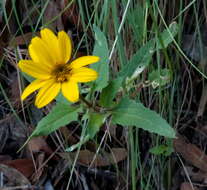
[52,64,71,83]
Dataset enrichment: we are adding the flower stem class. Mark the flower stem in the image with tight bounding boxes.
[79,95,115,113]
[79,94,92,107]
[79,94,101,113]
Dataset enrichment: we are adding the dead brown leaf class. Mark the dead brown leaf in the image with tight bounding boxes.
[27,136,53,155]
[27,137,59,182]
[1,159,35,178]
[60,127,78,145]
[43,0,64,31]
[0,164,31,187]
[180,166,207,184]
[191,170,207,182]
[62,148,127,167]
[180,182,199,190]
[9,73,21,108]
[9,32,37,47]
[0,155,12,162]
[59,1,82,31]
[174,137,207,172]
[0,115,26,153]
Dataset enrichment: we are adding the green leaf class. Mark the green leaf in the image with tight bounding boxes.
[30,103,80,137]
[22,73,34,82]
[91,25,109,91]
[118,22,178,80]
[127,4,144,43]
[149,145,167,155]
[99,77,123,107]
[118,40,155,79]
[149,145,174,156]
[55,93,71,105]
[112,98,176,138]
[87,112,108,138]
[157,22,178,49]
[66,112,108,152]
[148,68,171,89]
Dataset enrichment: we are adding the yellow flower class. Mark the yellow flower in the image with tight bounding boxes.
[18,28,99,108]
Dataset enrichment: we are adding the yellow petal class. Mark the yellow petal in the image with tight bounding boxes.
[35,80,61,108]
[62,81,79,102]
[29,37,56,68]
[70,56,100,69]
[21,79,48,100]
[40,28,61,63]
[58,31,72,63]
[18,60,51,79]
[71,67,98,82]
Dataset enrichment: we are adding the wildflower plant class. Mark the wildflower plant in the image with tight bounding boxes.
[18,24,177,151]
